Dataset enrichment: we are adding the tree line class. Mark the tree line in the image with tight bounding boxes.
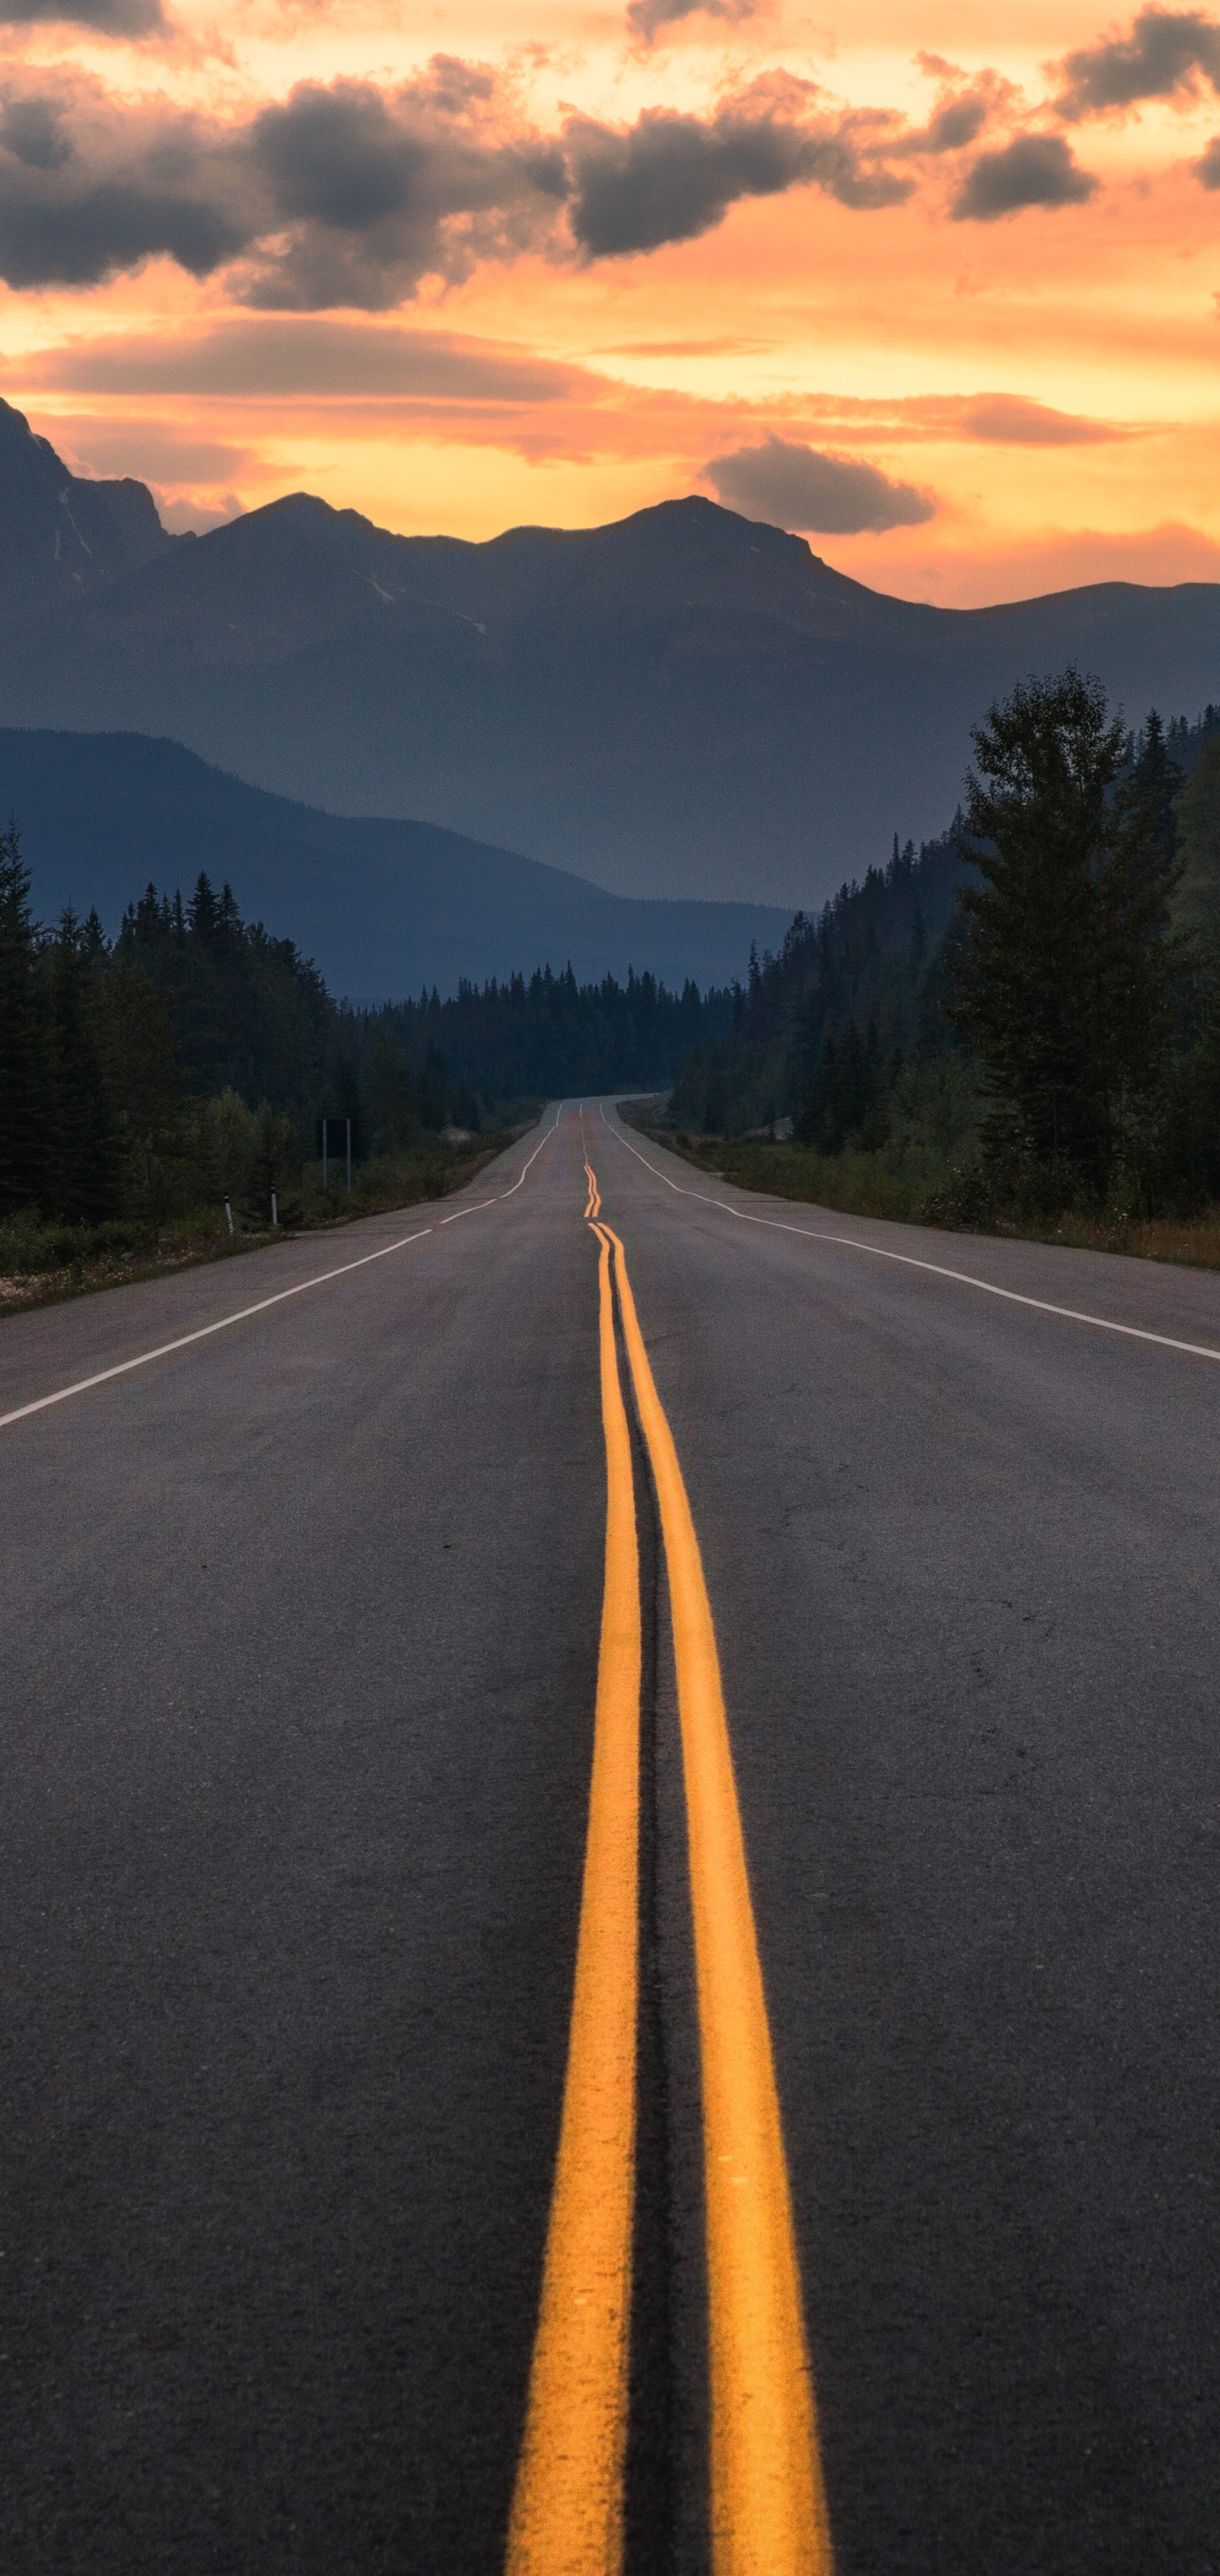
[669,680,1220,1218]
[0,837,730,1236]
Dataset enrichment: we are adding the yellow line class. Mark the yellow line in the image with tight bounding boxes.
[601,1216,834,2576]
[506,1221,641,2576]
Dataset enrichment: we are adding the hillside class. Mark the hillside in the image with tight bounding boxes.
[0,729,789,998]
[0,401,1217,906]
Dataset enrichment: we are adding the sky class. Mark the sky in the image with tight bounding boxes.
[0,0,1218,603]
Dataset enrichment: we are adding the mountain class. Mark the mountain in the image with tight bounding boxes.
[0,399,1217,905]
[0,729,790,998]
[0,404,175,609]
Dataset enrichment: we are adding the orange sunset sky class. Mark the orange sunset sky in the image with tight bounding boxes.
[0,0,1218,602]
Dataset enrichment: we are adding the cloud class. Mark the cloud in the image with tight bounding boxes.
[565,84,912,258]
[16,317,578,400]
[950,391,1126,442]
[758,388,1134,443]
[0,61,568,305]
[0,0,164,31]
[625,0,761,46]
[1053,8,1220,117]
[891,67,1018,158]
[0,52,1095,307]
[0,81,249,287]
[1196,130,1220,175]
[34,412,251,480]
[705,435,936,533]
[241,66,567,308]
[951,132,1098,219]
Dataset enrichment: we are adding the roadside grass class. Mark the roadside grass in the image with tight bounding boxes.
[629,1128,1220,1275]
[0,1134,511,1319]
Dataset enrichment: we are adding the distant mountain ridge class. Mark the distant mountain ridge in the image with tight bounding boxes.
[0,398,1217,905]
[0,729,790,998]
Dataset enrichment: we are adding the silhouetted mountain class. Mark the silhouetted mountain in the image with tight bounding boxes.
[0,398,175,609]
[0,730,789,997]
[1,402,1217,903]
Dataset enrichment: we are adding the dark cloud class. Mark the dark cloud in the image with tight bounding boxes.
[0,61,567,306]
[625,0,760,46]
[16,318,576,401]
[0,83,248,286]
[0,52,1075,308]
[0,95,72,169]
[566,86,911,258]
[241,69,567,308]
[1053,8,1220,116]
[0,0,164,31]
[952,132,1098,219]
[1196,130,1220,175]
[919,92,990,150]
[890,69,1018,158]
[706,436,936,534]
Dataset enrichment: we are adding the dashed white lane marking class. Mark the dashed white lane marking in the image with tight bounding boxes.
[602,1108,1220,1369]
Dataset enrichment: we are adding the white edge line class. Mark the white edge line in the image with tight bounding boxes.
[3,1102,572,1434]
[500,1100,564,1196]
[0,1227,434,1432]
[602,1107,1220,1368]
[441,1102,564,1221]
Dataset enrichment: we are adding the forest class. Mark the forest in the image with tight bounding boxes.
[6,674,1220,1278]
[0,838,729,1257]
[665,694,1220,1225]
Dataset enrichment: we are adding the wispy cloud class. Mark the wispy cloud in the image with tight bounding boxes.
[625,0,762,47]
[0,0,164,32]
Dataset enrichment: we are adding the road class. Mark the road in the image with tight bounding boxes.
[3,1100,1220,2574]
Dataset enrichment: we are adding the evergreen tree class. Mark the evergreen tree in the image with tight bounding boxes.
[103,964,183,1244]
[48,908,120,1224]
[362,1034,419,1152]
[951,669,1176,1195]
[1175,730,1220,946]
[796,1017,892,1152]
[1119,708,1182,918]
[0,819,49,1215]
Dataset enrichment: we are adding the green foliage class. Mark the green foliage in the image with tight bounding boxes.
[339,963,724,1120]
[1175,730,1220,947]
[951,671,1179,1202]
[0,819,48,1216]
[668,830,969,1139]
[48,910,119,1225]
[243,1103,302,1228]
[796,1019,896,1152]
[116,872,328,1114]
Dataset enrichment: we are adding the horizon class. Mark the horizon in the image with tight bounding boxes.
[76,450,1220,621]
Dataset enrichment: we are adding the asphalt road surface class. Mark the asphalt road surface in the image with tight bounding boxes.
[4,1101,1220,2574]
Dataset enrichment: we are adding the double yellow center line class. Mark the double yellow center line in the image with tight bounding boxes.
[507,1156,833,2575]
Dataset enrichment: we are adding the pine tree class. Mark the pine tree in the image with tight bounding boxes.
[1119,708,1182,918]
[0,819,49,1216]
[48,908,120,1224]
[951,669,1176,1196]
[103,963,183,1244]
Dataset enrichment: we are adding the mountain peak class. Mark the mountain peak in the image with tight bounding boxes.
[0,400,174,612]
